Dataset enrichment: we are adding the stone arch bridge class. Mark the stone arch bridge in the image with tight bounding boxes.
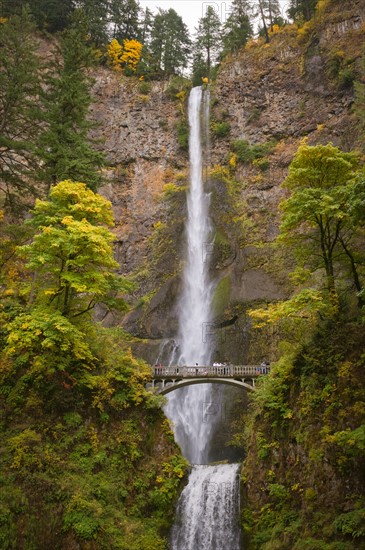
[148,365,267,395]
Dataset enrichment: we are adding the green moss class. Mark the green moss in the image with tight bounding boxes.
[175,120,189,150]
[212,276,231,316]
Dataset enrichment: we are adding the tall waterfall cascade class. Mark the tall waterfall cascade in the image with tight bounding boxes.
[164,86,243,549]
[164,86,214,465]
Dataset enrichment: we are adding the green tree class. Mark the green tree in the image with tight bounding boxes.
[288,0,317,21]
[279,143,364,304]
[140,6,154,46]
[222,0,253,55]
[76,0,110,46]
[21,179,130,317]
[150,9,191,77]
[0,11,43,212]
[37,13,105,190]
[194,6,222,79]
[192,50,208,86]
[1,0,74,32]
[255,0,281,42]
[109,0,141,42]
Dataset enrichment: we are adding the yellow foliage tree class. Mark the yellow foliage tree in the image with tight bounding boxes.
[120,39,142,73]
[107,38,123,71]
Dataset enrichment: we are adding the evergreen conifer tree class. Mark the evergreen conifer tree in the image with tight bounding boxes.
[150,9,191,77]
[37,13,105,191]
[255,0,281,42]
[109,0,141,42]
[1,0,74,32]
[0,10,43,212]
[194,6,222,79]
[76,0,110,46]
[223,0,253,55]
[140,6,154,47]
[288,0,317,21]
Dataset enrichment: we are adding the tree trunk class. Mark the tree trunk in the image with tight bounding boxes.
[339,237,364,308]
[207,46,211,79]
[258,0,270,42]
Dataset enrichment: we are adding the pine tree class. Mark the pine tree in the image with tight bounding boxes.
[140,7,154,47]
[1,0,74,32]
[109,0,141,43]
[150,9,191,77]
[288,0,317,21]
[76,0,110,46]
[255,0,281,42]
[0,10,43,212]
[37,13,105,191]
[223,0,253,55]
[194,6,222,79]
[192,50,208,87]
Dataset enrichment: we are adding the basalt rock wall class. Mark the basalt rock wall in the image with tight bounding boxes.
[91,0,365,364]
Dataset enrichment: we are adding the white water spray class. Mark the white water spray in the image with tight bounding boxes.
[170,464,242,550]
[164,86,214,464]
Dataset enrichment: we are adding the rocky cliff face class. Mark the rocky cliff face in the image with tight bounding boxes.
[90,71,186,275]
[91,0,365,364]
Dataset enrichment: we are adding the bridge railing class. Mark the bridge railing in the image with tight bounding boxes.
[152,365,261,378]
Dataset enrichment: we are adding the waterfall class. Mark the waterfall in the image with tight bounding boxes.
[164,86,214,464]
[177,85,213,367]
[164,86,242,549]
[170,464,242,550]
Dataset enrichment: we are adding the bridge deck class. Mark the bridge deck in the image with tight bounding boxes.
[152,365,266,378]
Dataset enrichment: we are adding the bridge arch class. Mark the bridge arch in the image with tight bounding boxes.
[147,365,263,395]
[155,377,256,395]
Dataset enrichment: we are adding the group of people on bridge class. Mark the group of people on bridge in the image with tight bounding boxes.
[257,362,271,374]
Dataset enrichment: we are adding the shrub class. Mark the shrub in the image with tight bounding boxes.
[253,157,270,171]
[338,67,356,88]
[231,139,276,163]
[166,76,192,99]
[333,509,365,539]
[63,494,102,540]
[211,121,231,138]
[139,81,151,94]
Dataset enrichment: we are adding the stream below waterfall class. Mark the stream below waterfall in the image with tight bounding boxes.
[162,86,243,549]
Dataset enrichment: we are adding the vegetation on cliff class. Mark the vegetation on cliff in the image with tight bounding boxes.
[0,182,188,548]
[237,143,365,548]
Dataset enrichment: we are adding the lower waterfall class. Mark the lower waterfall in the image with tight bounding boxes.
[170,464,242,550]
